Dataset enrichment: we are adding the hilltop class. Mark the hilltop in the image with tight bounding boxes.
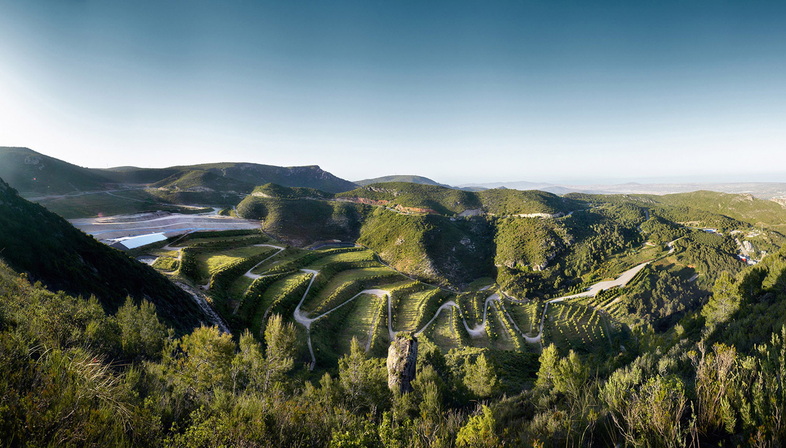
[355,174,447,187]
[336,182,580,216]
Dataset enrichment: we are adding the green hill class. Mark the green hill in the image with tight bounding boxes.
[569,190,786,231]
[656,190,786,230]
[0,147,114,195]
[338,182,580,216]
[477,188,582,216]
[357,208,496,286]
[94,165,180,184]
[339,182,483,215]
[237,183,786,299]
[171,162,357,193]
[0,148,359,218]
[148,170,256,206]
[99,163,357,193]
[354,174,447,187]
[0,177,207,333]
[237,195,369,246]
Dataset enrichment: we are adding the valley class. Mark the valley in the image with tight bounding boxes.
[70,209,261,245]
[3,1,785,444]
[4,147,786,446]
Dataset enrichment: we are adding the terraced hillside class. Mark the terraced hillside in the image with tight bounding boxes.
[139,230,660,372]
[175,187,786,367]
[239,184,785,300]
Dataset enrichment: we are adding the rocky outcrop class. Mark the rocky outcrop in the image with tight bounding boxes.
[387,334,418,394]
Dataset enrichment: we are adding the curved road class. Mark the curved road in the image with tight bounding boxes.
[290,262,648,369]
[243,244,285,279]
[514,262,648,344]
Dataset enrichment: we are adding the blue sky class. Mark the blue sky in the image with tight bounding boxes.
[1,0,785,184]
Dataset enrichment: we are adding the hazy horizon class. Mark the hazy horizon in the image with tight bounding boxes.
[2,1,785,185]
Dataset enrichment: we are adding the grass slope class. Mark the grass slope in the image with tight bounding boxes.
[0,147,113,195]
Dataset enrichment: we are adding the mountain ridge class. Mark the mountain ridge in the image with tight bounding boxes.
[0,147,358,196]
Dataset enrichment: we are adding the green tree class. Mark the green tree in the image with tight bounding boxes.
[455,405,500,448]
[702,271,741,329]
[173,325,235,399]
[263,313,297,391]
[552,350,589,399]
[115,297,169,360]
[535,344,559,390]
[463,353,499,398]
[339,337,389,413]
[604,373,690,448]
[691,343,738,434]
[231,329,266,393]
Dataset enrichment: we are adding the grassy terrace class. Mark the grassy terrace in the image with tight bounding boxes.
[392,287,440,331]
[301,267,398,314]
[143,230,620,369]
[543,302,611,351]
[421,306,463,351]
[196,245,279,280]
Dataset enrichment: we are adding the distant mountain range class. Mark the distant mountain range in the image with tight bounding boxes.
[356,174,786,201]
[0,147,357,195]
[2,146,785,212]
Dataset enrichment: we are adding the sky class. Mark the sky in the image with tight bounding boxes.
[1,0,785,185]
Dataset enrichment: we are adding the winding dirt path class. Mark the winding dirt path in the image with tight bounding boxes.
[413,293,500,338]
[292,268,391,370]
[516,262,649,344]
[243,244,285,279]
[289,261,648,369]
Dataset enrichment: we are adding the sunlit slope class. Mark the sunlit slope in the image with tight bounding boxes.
[357,208,495,286]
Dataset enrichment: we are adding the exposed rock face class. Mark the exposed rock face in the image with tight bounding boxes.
[387,334,418,394]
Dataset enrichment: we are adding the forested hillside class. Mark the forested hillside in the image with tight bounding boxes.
[238,184,785,294]
[0,178,207,332]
